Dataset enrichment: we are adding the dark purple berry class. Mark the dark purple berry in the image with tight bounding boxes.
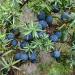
[6,33,15,40]
[50,34,58,42]
[11,39,18,46]
[53,50,61,58]
[24,33,33,41]
[29,51,37,63]
[38,11,46,20]
[55,32,62,38]
[46,16,53,25]
[20,53,28,61]
[15,52,28,61]
[15,53,21,60]
[39,20,48,30]
[37,31,45,38]
[20,41,28,48]
[61,12,70,21]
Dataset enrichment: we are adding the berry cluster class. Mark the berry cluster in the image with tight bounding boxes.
[15,51,37,63]
[38,11,53,30]
[6,28,37,63]
[4,2,71,64]
[36,4,71,60]
[50,31,62,42]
